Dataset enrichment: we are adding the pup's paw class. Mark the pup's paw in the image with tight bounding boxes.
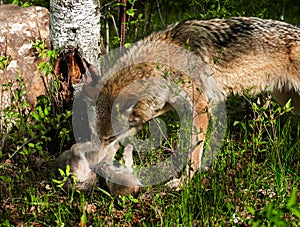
[92,162,143,195]
[166,178,182,191]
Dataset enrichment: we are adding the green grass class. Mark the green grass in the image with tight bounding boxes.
[1,41,299,226]
[1,84,299,226]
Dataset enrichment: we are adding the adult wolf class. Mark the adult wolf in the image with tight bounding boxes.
[59,17,300,195]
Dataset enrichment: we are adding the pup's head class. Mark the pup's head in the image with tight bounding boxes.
[55,142,143,195]
[55,142,99,190]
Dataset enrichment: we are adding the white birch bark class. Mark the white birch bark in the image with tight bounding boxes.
[50,0,102,142]
[50,0,101,71]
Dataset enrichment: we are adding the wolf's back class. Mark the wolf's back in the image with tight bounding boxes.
[148,17,300,64]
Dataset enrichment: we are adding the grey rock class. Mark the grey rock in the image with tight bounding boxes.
[0,4,50,107]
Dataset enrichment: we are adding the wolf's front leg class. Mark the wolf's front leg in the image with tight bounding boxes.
[167,93,210,190]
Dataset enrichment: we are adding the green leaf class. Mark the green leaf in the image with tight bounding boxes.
[98,187,113,199]
[283,99,292,112]
[126,8,136,17]
[233,121,240,126]
[112,2,126,8]
[28,143,35,148]
[80,213,87,227]
[52,179,63,184]
[124,43,132,48]
[58,168,66,177]
[129,196,138,203]
[35,106,42,119]
[66,165,71,176]
[287,188,300,218]
[31,112,40,121]
[128,0,137,4]
[246,206,255,215]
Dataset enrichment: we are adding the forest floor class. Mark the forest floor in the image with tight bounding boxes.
[0,92,299,226]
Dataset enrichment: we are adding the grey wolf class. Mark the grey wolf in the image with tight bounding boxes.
[57,17,300,195]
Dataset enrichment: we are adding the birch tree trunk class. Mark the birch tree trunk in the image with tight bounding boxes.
[50,0,101,71]
[49,0,102,142]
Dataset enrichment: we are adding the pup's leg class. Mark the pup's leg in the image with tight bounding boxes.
[123,144,134,173]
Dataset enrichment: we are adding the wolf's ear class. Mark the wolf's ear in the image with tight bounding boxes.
[81,58,101,85]
[80,57,101,100]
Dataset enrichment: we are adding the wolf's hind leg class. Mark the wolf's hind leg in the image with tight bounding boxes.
[272,87,300,114]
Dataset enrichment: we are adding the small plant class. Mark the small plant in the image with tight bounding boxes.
[0,55,10,70]
[52,165,77,190]
[10,0,49,8]
[248,188,300,226]
[1,39,72,177]
[1,78,72,161]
